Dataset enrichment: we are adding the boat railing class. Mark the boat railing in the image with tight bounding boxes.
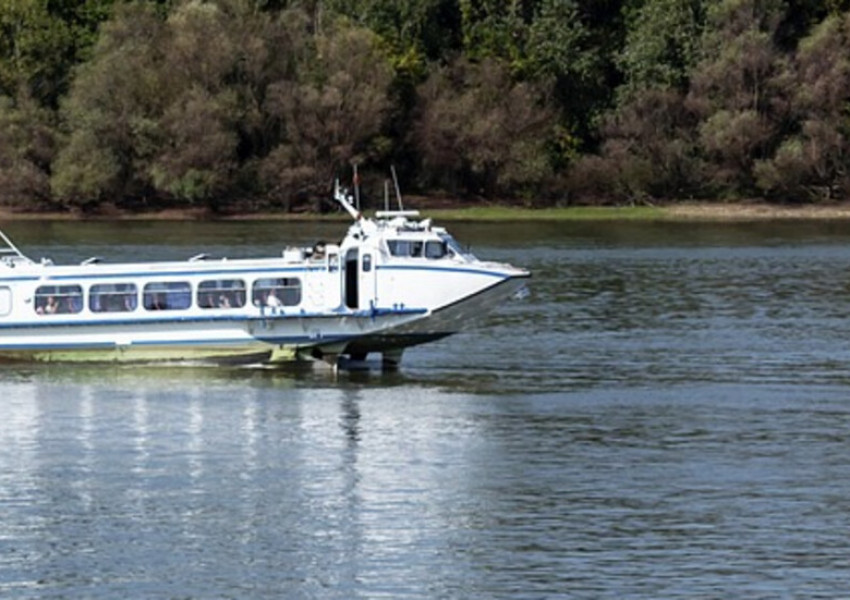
[375,210,421,219]
[0,229,34,267]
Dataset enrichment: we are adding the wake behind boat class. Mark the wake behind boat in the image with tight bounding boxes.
[0,183,529,368]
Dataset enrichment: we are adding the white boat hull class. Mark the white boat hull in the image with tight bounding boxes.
[0,278,526,365]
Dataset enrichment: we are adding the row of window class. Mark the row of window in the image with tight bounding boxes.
[386,240,448,259]
[29,278,302,316]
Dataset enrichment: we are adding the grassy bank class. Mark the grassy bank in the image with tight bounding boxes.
[424,205,665,221]
[425,202,850,222]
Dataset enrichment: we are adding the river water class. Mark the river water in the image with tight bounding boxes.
[2,219,850,598]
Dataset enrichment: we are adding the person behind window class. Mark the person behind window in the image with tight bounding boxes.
[265,289,282,308]
[38,295,58,314]
[200,292,215,309]
[64,296,78,313]
[149,293,166,310]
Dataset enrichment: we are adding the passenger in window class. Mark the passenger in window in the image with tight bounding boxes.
[65,296,81,313]
[200,292,216,309]
[219,294,231,308]
[149,294,166,310]
[265,290,282,308]
[38,295,58,314]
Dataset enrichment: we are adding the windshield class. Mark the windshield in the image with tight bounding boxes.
[440,234,476,261]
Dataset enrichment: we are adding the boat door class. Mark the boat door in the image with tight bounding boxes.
[344,248,359,309]
[343,248,377,310]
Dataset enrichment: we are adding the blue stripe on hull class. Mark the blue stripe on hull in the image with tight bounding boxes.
[0,307,427,330]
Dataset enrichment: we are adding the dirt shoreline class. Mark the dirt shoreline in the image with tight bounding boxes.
[662,202,850,221]
[3,202,850,222]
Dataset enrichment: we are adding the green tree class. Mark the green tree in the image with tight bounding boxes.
[142,0,244,204]
[148,87,239,203]
[459,0,529,63]
[0,91,55,207]
[51,2,167,206]
[524,0,602,161]
[413,56,555,199]
[0,0,115,106]
[618,0,705,94]
[53,1,394,210]
[0,0,72,104]
[259,18,394,209]
[687,0,790,197]
[755,12,850,200]
[322,0,462,61]
[572,0,706,204]
[569,86,703,203]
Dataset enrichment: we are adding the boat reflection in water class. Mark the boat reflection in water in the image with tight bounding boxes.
[0,364,494,598]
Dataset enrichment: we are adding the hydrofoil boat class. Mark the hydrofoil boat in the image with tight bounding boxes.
[0,183,530,368]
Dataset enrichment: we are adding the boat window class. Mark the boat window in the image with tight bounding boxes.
[0,286,10,317]
[35,284,83,315]
[425,241,447,259]
[252,278,301,307]
[363,254,372,272]
[198,279,246,309]
[439,234,477,260]
[387,240,423,257]
[143,282,191,311]
[90,283,138,313]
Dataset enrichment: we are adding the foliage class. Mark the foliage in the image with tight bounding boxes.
[754,12,850,199]
[618,0,705,93]
[413,57,556,199]
[0,92,55,207]
[685,0,790,196]
[52,2,392,210]
[51,2,167,206]
[259,17,394,209]
[569,87,701,203]
[0,0,114,106]
[8,0,850,210]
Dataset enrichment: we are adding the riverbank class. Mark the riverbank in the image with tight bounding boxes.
[410,201,850,221]
[3,202,850,222]
[661,202,850,221]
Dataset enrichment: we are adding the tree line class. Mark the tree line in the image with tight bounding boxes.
[2,0,850,212]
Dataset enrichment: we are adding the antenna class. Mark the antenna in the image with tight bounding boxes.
[384,180,390,212]
[353,163,361,211]
[391,165,404,211]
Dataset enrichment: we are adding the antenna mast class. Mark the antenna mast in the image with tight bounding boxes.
[391,165,404,211]
[353,163,361,211]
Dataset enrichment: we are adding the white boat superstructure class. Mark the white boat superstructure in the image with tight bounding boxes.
[0,183,529,367]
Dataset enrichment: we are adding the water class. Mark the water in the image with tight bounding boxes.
[3,219,850,598]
